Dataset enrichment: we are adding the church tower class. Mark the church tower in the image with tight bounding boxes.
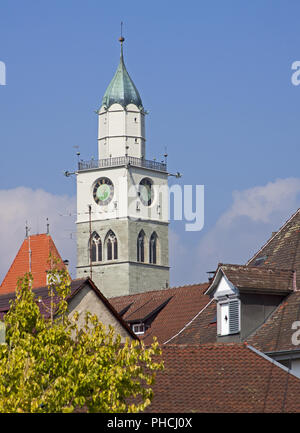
[76,36,169,298]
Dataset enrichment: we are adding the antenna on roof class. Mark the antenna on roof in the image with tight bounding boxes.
[25,221,32,273]
[46,218,50,235]
[164,145,168,164]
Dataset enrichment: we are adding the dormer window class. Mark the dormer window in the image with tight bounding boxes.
[132,323,145,335]
[217,297,240,336]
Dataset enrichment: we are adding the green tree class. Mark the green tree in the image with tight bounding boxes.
[0,267,163,413]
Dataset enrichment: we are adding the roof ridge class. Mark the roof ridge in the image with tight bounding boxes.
[109,283,209,300]
[221,263,295,273]
[164,342,245,348]
[169,282,209,289]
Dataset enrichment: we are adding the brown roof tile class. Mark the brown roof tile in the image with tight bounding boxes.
[167,299,217,345]
[210,264,295,294]
[247,208,300,287]
[109,283,210,344]
[146,343,300,413]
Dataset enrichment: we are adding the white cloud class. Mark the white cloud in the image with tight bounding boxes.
[170,178,300,285]
[220,178,300,225]
[0,187,76,284]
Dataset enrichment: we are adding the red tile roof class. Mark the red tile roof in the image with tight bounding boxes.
[0,234,67,294]
[167,299,217,345]
[146,343,300,413]
[109,283,210,344]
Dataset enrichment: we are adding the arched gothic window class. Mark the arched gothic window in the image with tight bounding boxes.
[149,232,158,264]
[90,232,102,262]
[137,230,145,262]
[106,230,118,260]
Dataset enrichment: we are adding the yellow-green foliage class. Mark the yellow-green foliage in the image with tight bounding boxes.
[0,266,163,413]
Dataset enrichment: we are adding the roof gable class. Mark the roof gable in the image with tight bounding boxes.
[206,269,237,298]
[0,278,137,340]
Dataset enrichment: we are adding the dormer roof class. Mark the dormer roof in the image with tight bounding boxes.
[206,264,295,296]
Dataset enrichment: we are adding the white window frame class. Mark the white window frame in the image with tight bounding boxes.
[132,323,145,335]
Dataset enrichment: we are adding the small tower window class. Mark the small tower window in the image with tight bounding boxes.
[137,230,145,262]
[90,232,102,263]
[149,232,158,264]
[106,230,118,260]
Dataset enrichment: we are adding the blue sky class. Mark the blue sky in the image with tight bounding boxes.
[0,0,300,285]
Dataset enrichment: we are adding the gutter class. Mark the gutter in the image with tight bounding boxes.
[264,348,300,361]
[247,344,300,379]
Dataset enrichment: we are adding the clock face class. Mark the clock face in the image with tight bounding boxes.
[93,177,114,205]
[139,178,153,206]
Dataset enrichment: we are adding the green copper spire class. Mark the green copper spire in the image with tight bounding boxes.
[102,37,143,109]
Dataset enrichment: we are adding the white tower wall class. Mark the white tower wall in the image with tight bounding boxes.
[98,103,145,159]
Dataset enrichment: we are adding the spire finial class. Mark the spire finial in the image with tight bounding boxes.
[119,21,125,44]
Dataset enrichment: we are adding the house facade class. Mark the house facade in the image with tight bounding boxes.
[0,278,136,343]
